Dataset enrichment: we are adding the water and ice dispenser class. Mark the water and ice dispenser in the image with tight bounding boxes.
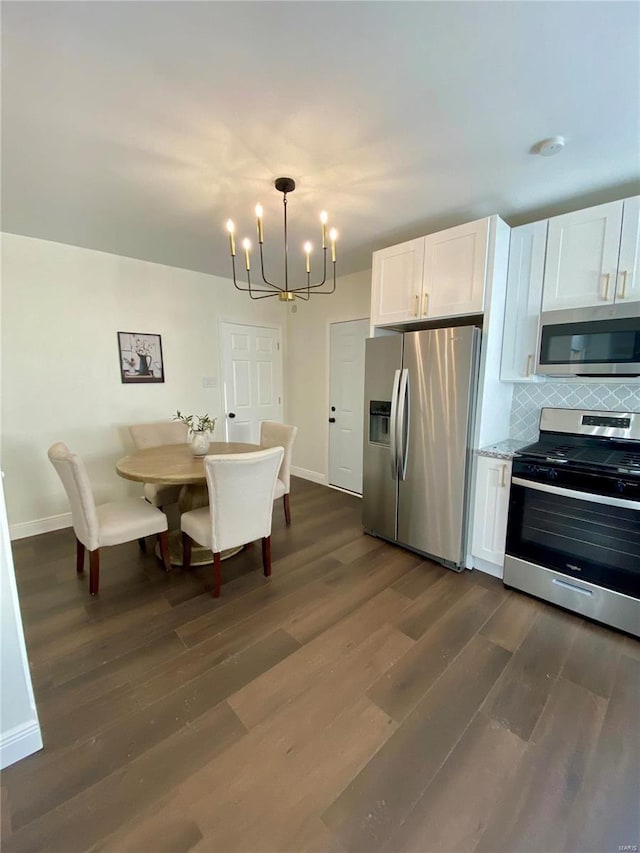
[369,400,391,446]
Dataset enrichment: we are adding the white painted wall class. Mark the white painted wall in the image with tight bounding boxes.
[0,233,284,536]
[286,270,371,483]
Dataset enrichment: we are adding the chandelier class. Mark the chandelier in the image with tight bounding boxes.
[225,177,338,301]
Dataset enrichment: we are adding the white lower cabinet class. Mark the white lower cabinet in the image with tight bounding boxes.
[471,456,512,570]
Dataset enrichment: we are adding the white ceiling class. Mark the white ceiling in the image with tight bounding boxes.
[2,1,639,282]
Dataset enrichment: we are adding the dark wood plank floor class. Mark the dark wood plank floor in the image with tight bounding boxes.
[2,477,639,853]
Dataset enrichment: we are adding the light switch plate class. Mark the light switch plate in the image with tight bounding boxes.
[202,376,218,388]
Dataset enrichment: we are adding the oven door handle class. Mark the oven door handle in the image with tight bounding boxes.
[512,477,640,512]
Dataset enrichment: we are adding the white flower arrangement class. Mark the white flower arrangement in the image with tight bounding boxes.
[173,410,216,434]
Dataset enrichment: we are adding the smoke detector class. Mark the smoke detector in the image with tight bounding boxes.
[533,136,566,157]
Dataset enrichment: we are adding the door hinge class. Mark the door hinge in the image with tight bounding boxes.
[278,396,281,404]
[277,342,280,350]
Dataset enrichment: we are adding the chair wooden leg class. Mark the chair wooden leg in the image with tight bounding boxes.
[158,530,171,572]
[213,552,221,598]
[89,550,100,596]
[182,533,192,571]
[283,493,291,525]
[262,536,272,578]
[138,537,147,552]
[76,537,85,575]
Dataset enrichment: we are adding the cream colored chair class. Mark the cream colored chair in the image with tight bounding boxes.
[181,446,284,597]
[129,420,188,508]
[48,442,170,595]
[259,421,298,525]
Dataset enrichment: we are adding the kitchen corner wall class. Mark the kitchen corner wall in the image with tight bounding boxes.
[510,382,640,442]
[285,269,371,483]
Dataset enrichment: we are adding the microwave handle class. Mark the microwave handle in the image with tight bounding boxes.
[512,477,640,512]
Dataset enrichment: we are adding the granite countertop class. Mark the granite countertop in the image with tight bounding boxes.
[476,438,526,460]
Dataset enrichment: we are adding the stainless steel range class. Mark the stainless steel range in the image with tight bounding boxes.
[505,407,640,637]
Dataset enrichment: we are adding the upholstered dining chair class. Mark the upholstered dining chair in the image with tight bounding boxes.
[48,442,170,595]
[129,420,188,509]
[181,446,284,597]
[259,421,298,525]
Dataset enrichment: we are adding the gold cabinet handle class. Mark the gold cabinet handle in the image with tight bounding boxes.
[618,269,628,298]
[500,464,507,488]
[413,294,419,317]
[602,272,611,301]
[422,292,429,316]
[525,354,533,378]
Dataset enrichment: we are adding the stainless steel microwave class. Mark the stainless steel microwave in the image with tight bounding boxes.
[536,303,640,377]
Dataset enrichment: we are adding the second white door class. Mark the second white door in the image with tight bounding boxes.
[328,318,369,494]
[220,322,283,443]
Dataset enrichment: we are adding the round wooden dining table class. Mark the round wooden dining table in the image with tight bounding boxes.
[116,441,261,566]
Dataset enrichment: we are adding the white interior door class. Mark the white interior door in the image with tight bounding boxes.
[220,322,283,443]
[328,318,369,494]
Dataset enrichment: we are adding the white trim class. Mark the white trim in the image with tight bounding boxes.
[0,719,43,769]
[472,555,504,579]
[291,465,328,486]
[10,511,72,541]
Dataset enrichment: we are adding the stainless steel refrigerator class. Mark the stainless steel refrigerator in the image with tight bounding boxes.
[362,326,480,570]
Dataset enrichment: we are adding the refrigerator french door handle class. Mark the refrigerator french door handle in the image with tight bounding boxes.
[389,369,401,478]
[396,369,410,481]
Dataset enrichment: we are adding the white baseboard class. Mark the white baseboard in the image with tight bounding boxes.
[472,556,504,579]
[10,511,72,541]
[0,719,43,770]
[291,466,328,486]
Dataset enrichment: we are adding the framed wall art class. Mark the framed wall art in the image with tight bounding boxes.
[118,332,165,384]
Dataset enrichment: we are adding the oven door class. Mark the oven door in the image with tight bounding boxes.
[506,476,640,598]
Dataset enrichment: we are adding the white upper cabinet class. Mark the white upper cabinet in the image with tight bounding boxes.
[617,195,640,304]
[370,237,425,325]
[370,218,490,327]
[501,221,547,381]
[423,218,489,319]
[541,199,639,311]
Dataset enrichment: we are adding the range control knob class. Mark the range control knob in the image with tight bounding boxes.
[616,480,626,494]
[548,468,559,480]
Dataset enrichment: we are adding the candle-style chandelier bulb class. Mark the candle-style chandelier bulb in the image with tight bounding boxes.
[224,177,338,302]
[226,220,236,256]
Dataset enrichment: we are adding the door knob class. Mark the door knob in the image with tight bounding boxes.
[328,417,336,423]
[228,412,236,419]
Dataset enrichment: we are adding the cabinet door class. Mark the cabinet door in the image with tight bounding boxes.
[616,195,640,305]
[501,222,547,381]
[471,456,512,566]
[370,238,425,325]
[542,201,624,310]
[423,218,488,319]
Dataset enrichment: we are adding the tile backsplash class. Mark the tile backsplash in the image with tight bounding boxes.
[510,383,640,443]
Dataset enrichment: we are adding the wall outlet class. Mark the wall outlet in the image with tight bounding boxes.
[202,376,218,388]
